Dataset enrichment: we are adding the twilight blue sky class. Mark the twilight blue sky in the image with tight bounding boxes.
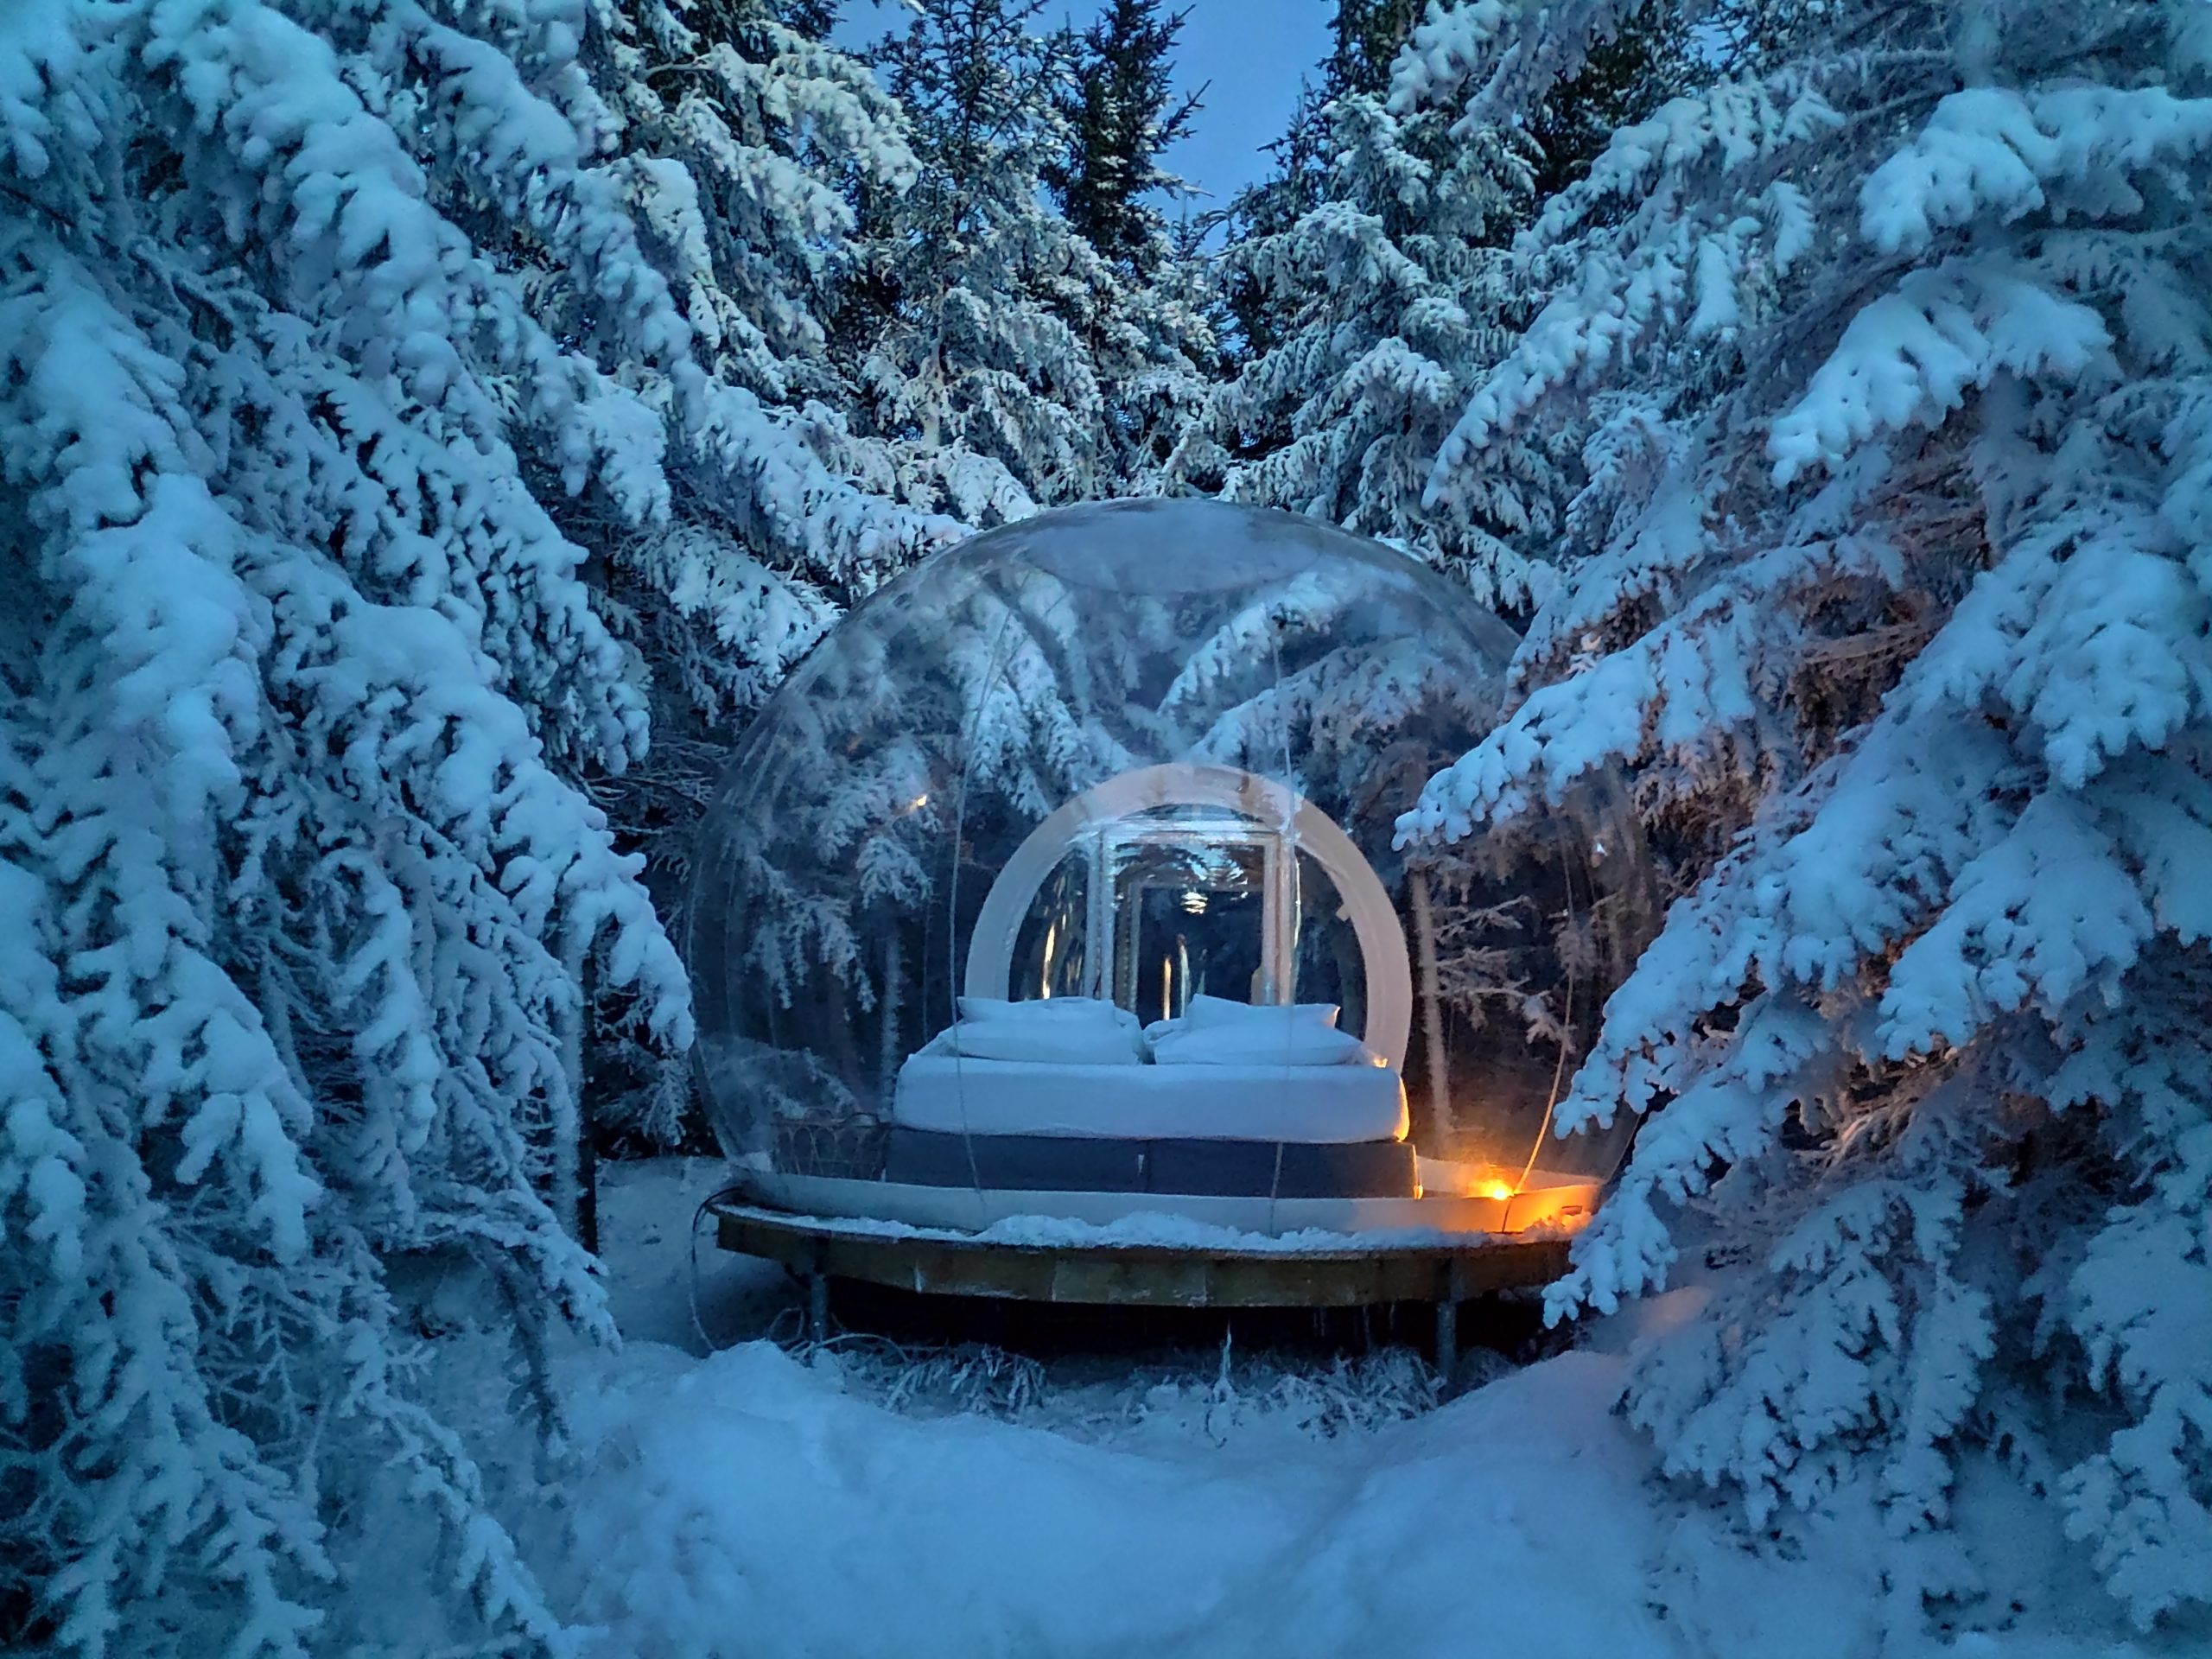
[832,1,1338,215]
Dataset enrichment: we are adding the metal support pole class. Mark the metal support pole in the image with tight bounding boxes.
[1435,1255,1467,1389]
[579,1128,600,1258]
[1408,867,1451,1148]
[806,1268,830,1345]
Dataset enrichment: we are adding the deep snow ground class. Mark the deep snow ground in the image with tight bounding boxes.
[365,1158,2190,1658]
[595,1154,792,1352]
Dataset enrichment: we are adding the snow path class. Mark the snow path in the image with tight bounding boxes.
[595,1154,788,1351]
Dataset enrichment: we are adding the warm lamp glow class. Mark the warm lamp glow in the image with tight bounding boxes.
[1414,1158,1602,1236]
[1424,1160,1522,1200]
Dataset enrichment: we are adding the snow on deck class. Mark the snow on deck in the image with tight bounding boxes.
[728,1198,1522,1255]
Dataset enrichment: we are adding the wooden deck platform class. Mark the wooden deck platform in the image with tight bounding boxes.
[712,1199,1573,1368]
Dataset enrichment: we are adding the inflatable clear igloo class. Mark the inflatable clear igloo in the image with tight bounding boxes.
[688,500,1656,1234]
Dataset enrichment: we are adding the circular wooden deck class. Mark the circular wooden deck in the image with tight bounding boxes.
[711,1199,1571,1313]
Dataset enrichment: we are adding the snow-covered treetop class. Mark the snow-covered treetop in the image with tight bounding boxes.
[849,0,1114,522]
[1196,88,1555,611]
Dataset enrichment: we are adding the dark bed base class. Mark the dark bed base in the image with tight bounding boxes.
[883,1128,1418,1199]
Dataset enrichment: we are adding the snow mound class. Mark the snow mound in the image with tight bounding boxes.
[499,1332,2155,1659]
[542,1340,1663,1659]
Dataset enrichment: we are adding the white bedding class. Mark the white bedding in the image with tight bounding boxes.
[891,1052,1408,1144]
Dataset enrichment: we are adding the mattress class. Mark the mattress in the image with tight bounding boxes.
[890,1053,1408,1144]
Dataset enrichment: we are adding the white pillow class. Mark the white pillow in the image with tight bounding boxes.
[1179,994,1340,1032]
[946,996,1146,1065]
[951,1025,1147,1064]
[957,995,1133,1025]
[1148,1010,1371,1067]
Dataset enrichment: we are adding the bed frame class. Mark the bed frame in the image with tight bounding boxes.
[882,1127,1417,1197]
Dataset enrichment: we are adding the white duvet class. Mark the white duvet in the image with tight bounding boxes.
[891,1052,1408,1144]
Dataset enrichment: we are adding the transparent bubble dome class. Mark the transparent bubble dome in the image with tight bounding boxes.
[687,499,1655,1205]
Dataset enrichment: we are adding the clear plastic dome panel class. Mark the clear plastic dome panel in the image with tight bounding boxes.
[688,500,1656,1201]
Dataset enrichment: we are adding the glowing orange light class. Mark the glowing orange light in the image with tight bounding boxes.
[1417,1160,1605,1232]
[1427,1160,1522,1200]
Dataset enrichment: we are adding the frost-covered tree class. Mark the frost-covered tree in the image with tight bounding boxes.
[0,0,935,1648]
[1190,3,1681,611]
[847,0,1110,521]
[1211,86,1334,359]
[572,0,957,712]
[1090,232,1221,499]
[1189,92,1555,610]
[557,0,957,766]
[1041,0,1217,494]
[1326,0,1429,98]
[1045,0,1200,276]
[516,1,966,1140]
[596,0,917,405]
[1395,0,2212,1625]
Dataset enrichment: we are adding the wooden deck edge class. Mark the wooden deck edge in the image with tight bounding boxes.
[713,1202,1572,1308]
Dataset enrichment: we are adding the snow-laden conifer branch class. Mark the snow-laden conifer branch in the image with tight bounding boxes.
[1395,0,2212,1617]
[0,0,976,1645]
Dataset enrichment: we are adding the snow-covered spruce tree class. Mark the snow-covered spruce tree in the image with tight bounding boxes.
[1395,0,2212,1624]
[565,0,956,715]
[1188,91,1557,610]
[849,0,1110,522]
[1189,3,1682,611]
[1096,231,1222,498]
[594,0,918,410]
[0,1,862,1649]
[518,1,963,1140]
[1044,0,1200,275]
[1211,85,1334,359]
[1044,0,1219,496]
[1204,0,1486,380]
[1205,0,1428,368]
[1326,0,1431,99]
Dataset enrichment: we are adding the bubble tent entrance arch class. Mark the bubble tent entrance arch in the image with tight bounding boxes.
[966,763,1414,1069]
[686,499,1659,1309]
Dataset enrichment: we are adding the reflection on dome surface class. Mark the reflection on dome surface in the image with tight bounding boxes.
[687,499,1656,1234]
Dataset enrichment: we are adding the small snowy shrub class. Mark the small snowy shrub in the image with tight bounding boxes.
[835,1338,1052,1419]
[828,1331,1445,1442]
[1395,0,2212,1625]
[1192,1344,1445,1440]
